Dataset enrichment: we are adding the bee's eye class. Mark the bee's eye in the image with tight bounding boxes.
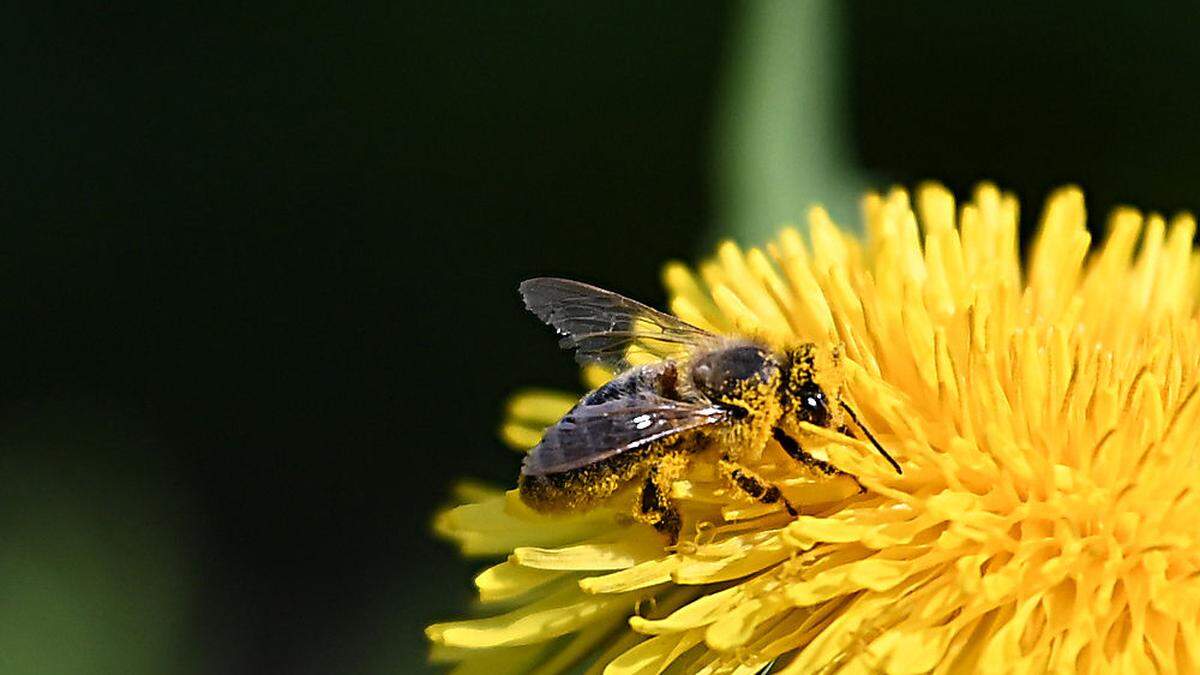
[796,384,830,427]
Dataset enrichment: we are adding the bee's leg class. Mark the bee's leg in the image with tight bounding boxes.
[772,427,865,493]
[633,453,689,543]
[634,468,681,543]
[718,453,798,516]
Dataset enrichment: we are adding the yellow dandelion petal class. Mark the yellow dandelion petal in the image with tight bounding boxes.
[500,390,579,450]
[426,585,639,649]
[603,630,704,675]
[578,557,677,595]
[429,183,1200,674]
[434,491,616,556]
[513,530,665,571]
[474,560,567,604]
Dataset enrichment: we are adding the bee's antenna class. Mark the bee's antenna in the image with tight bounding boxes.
[839,402,902,475]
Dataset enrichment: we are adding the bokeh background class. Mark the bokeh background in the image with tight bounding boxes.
[6,2,1200,673]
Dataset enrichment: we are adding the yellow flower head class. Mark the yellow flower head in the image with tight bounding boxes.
[427,184,1200,674]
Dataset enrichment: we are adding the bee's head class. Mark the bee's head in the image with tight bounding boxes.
[779,343,835,428]
[780,343,905,474]
[691,344,780,413]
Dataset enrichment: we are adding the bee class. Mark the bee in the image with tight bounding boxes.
[516,278,901,542]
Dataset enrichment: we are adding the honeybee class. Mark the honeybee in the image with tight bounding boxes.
[517,278,901,542]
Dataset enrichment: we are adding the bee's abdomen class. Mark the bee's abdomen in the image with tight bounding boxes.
[518,472,583,512]
[518,453,644,512]
[582,368,653,405]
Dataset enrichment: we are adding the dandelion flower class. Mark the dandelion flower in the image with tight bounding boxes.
[427,183,1200,674]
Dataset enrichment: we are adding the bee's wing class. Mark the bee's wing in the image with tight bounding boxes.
[520,277,717,370]
[521,393,729,476]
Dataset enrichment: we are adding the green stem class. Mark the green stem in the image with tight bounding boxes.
[712,0,867,245]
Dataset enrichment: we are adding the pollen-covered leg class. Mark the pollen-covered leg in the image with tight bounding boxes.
[772,427,865,493]
[635,472,681,542]
[633,452,689,543]
[719,453,798,516]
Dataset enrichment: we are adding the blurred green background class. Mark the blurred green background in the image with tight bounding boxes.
[5,2,1200,673]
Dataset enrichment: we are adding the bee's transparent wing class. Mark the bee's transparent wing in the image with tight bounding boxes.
[521,393,729,476]
[520,277,717,371]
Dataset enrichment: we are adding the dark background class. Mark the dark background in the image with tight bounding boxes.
[5,2,1199,673]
